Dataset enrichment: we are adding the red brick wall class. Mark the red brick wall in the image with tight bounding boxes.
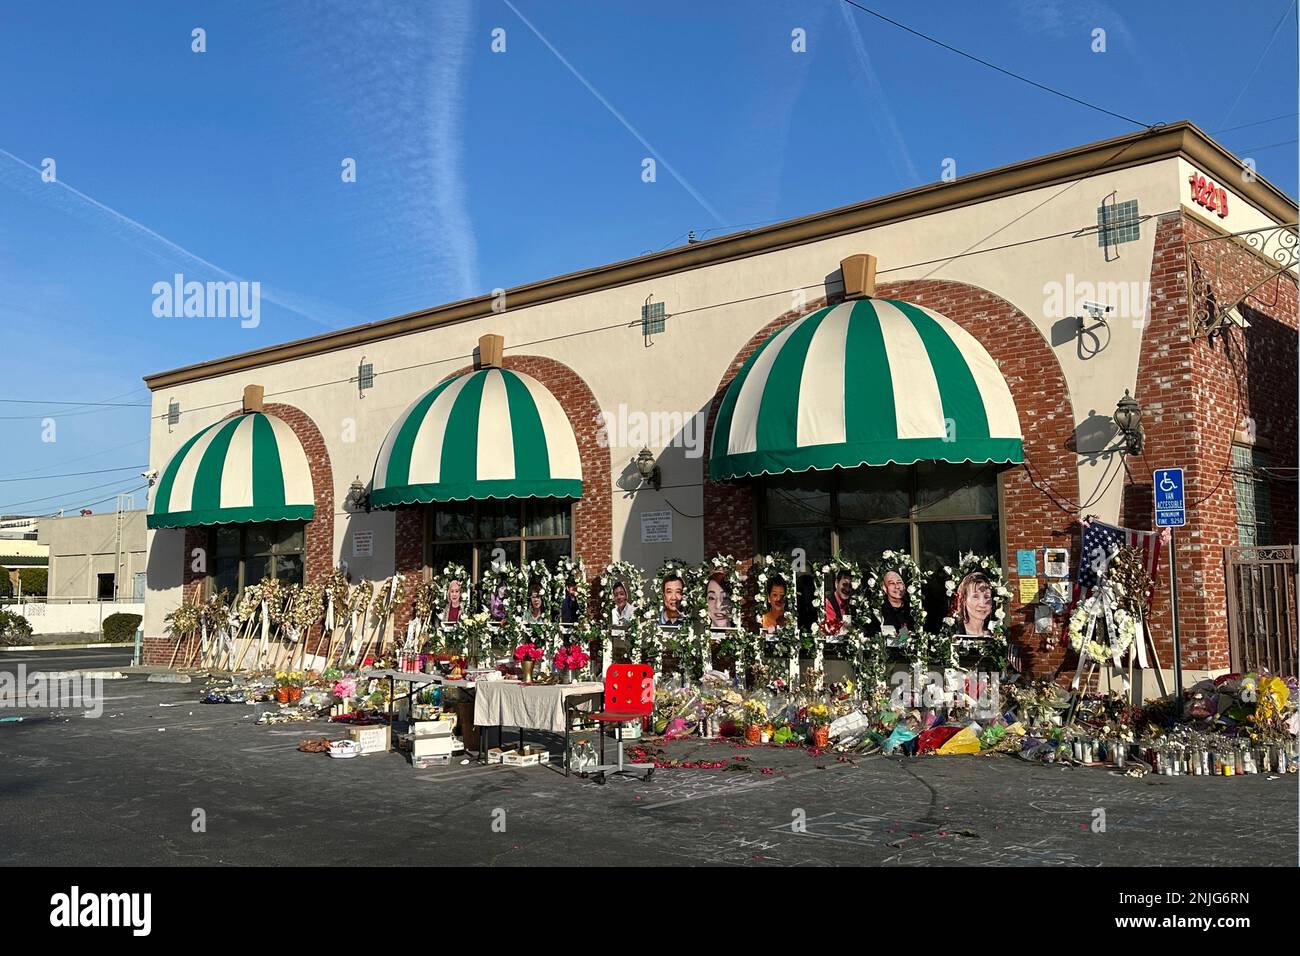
[702,283,1081,676]
[143,402,335,664]
[390,356,613,629]
[1124,212,1298,672]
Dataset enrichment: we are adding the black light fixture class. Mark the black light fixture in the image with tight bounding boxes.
[634,447,661,491]
[347,476,368,510]
[1113,390,1143,455]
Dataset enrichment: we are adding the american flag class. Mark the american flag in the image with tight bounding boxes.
[1073,519,1165,610]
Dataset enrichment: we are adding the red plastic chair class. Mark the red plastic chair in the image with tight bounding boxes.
[587,663,655,784]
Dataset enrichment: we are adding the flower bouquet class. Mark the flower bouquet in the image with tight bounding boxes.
[742,697,768,743]
[807,702,831,747]
[514,642,544,682]
[552,643,591,683]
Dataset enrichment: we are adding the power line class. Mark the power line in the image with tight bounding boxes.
[39,485,150,517]
[1217,0,1297,129]
[0,437,149,481]
[0,476,148,512]
[1234,138,1298,155]
[839,0,1151,128]
[0,465,146,484]
[1213,112,1299,134]
[0,399,149,407]
[150,202,1184,434]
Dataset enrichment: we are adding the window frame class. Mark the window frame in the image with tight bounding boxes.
[422,499,574,581]
[758,465,1004,562]
[1231,443,1273,546]
[206,520,307,597]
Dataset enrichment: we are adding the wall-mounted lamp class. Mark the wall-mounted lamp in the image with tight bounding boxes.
[347,476,368,510]
[1113,390,1144,455]
[634,447,661,491]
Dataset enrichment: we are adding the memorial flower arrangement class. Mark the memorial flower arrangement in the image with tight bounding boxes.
[697,554,743,630]
[806,702,831,726]
[288,583,325,635]
[599,559,646,662]
[752,553,794,628]
[550,555,589,622]
[941,552,1011,669]
[863,550,931,662]
[411,580,437,635]
[513,642,544,662]
[456,610,494,665]
[434,562,471,616]
[816,555,866,635]
[553,643,591,674]
[164,599,201,640]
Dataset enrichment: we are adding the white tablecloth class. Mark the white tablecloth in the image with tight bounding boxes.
[473,681,604,733]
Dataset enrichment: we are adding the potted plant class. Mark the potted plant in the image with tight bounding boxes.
[287,672,305,703]
[807,703,831,748]
[513,642,543,682]
[274,672,293,704]
[742,698,767,743]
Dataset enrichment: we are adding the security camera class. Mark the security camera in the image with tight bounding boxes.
[141,469,159,485]
[1081,300,1112,317]
[1224,306,1251,329]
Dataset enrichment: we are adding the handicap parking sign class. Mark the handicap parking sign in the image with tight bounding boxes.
[1154,468,1186,527]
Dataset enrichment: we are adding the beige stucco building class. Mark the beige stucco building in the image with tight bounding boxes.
[139,122,1298,685]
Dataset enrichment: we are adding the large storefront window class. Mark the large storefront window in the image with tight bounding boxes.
[211,521,306,595]
[761,463,1001,625]
[425,500,572,578]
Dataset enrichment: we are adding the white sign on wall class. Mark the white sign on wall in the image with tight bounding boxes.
[353,530,374,558]
[640,510,672,544]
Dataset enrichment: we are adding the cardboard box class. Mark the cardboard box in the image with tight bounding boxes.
[501,746,551,767]
[410,718,453,737]
[349,725,391,755]
[409,735,455,759]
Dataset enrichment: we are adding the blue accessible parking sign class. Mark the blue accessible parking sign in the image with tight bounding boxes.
[1154,468,1186,527]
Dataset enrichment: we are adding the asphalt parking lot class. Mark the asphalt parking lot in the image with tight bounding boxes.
[0,652,1295,867]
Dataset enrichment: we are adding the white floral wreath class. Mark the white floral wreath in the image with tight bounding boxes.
[432,562,471,625]
[941,551,1011,667]
[599,559,647,663]
[863,550,930,657]
[549,555,589,627]
[1068,591,1137,664]
[696,554,743,632]
[479,560,530,650]
[815,555,866,639]
[752,553,795,630]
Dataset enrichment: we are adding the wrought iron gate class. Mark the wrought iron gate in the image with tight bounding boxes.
[1224,545,1298,675]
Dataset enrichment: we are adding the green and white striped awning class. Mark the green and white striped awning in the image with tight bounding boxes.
[710,299,1023,480]
[370,367,582,507]
[147,413,315,529]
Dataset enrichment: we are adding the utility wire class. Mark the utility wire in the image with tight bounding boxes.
[0,465,146,484]
[1213,112,1299,134]
[0,437,149,481]
[839,0,1151,128]
[0,476,148,512]
[37,485,150,517]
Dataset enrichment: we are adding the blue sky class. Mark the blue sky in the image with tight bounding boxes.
[0,0,1295,514]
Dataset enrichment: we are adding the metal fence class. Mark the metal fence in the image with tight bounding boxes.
[1224,545,1298,676]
